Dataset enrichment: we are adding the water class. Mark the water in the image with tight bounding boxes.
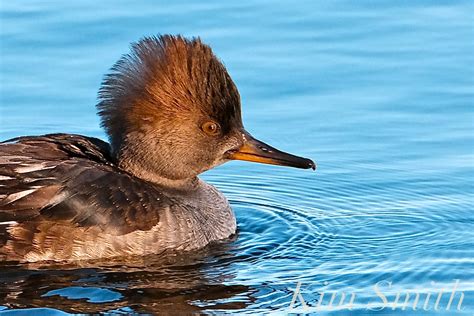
[1,1,473,314]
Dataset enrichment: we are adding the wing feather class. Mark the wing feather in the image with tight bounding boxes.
[0,134,169,235]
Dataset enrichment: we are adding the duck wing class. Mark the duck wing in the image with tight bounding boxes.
[0,134,169,259]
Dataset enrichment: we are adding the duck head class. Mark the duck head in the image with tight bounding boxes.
[97,35,315,187]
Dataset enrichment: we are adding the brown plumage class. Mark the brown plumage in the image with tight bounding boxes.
[98,35,241,145]
[0,35,315,262]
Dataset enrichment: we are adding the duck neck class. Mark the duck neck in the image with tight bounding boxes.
[116,158,200,192]
[133,169,199,192]
[150,175,201,193]
[111,138,201,192]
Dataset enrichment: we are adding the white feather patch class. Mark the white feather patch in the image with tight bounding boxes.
[15,163,55,173]
[4,188,38,203]
[0,221,18,226]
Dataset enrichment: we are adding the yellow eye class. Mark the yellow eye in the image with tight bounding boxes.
[201,121,220,136]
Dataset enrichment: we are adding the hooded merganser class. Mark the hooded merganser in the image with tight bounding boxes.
[0,35,315,262]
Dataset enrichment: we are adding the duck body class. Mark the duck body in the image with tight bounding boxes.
[0,134,235,262]
[0,35,314,262]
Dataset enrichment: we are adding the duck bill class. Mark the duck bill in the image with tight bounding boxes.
[228,132,316,170]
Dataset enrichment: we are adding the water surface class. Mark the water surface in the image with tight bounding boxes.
[1,1,474,314]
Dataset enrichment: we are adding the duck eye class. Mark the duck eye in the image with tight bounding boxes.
[201,121,220,136]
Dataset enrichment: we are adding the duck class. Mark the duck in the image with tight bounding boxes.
[0,35,315,262]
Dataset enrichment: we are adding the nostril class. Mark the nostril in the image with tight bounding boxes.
[259,146,272,153]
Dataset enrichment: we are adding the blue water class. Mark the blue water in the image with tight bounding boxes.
[1,1,474,315]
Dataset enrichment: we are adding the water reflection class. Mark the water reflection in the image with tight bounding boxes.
[0,245,252,314]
